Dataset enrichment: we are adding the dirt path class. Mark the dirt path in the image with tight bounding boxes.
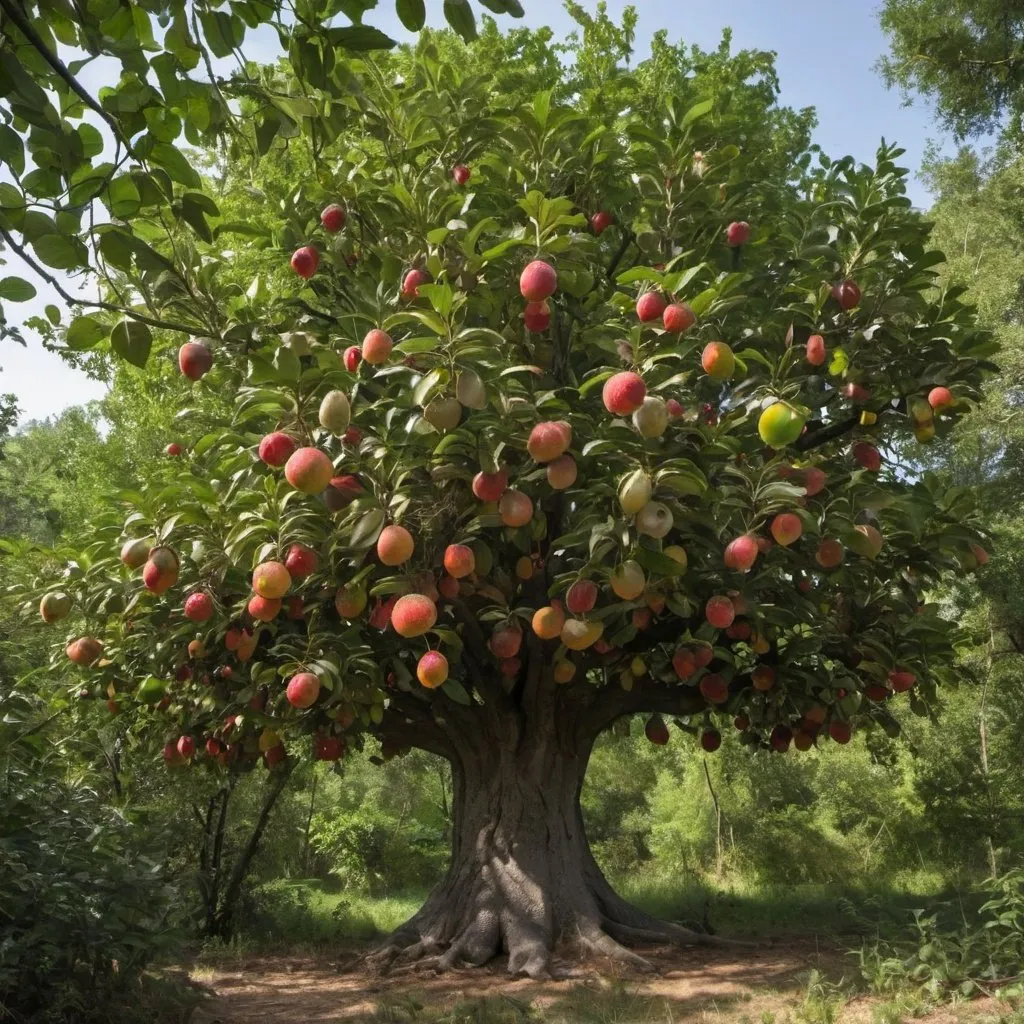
[188,938,851,1023]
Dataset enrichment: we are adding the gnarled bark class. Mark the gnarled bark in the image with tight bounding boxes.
[372,696,722,979]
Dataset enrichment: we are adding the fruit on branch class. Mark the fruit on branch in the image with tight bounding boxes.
[770,725,792,751]
[456,369,487,410]
[177,735,195,758]
[610,560,645,600]
[603,372,646,415]
[758,401,806,449]
[417,650,449,688]
[546,454,577,489]
[726,221,751,246]
[320,204,345,232]
[143,546,179,594]
[701,729,722,752]
[667,399,685,418]
[848,524,883,559]
[553,660,576,683]
[770,513,802,546]
[318,391,351,435]
[751,664,776,691]
[590,210,613,234]
[314,735,343,761]
[325,474,364,512]
[566,579,598,614]
[672,648,696,679]
[793,730,814,751]
[498,489,533,527]
[39,591,71,622]
[423,396,462,431]
[286,672,321,708]
[705,595,735,629]
[120,538,151,568]
[490,622,523,658]
[618,469,653,515]
[290,246,319,279]
[636,291,667,322]
[165,443,182,456]
[928,386,954,410]
[344,346,361,372]
[889,670,916,692]
[253,561,291,599]
[701,341,735,380]
[287,596,305,620]
[377,525,415,566]
[532,603,565,640]
[184,592,213,622]
[662,302,695,334]
[259,432,296,467]
[815,539,844,568]
[806,334,826,366]
[561,618,603,650]
[645,714,670,745]
[724,535,759,572]
[284,544,317,579]
[636,501,673,538]
[828,722,852,744]
[248,595,281,621]
[392,594,438,638]
[444,544,475,579]
[801,467,827,496]
[66,636,102,666]
[178,340,213,380]
[831,279,861,310]
[361,328,393,365]
[842,382,871,403]
[472,468,508,502]
[335,583,367,619]
[852,441,881,472]
[523,301,551,332]
[519,260,557,302]
[633,396,669,437]
[527,420,572,462]
[402,268,431,299]
[285,448,333,493]
[452,164,471,185]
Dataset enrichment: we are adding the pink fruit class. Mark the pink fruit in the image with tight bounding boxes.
[524,301,551,332]
[285,448,334,493]
[726,221,751,246]
[806,334,826,366]
[324,474,364,512]
[519,260,557,302]
[672,648,696,679]
[498,489,532,527]
[527,420,572,463]
[247,594,281,621]
[816,539,844,568]
[284,543,317,580]
[452,164,471,185]
[391,594,438,638]
[184,592,213,622]
[489,622,523,659]
[645,714,670,745]
[546,454,577,489]
[402,268,431,299]
[636,291,667,322]
[828,722,852,744]
[602,372,646,415]
[177,735,195,758]
[343,346,361,372]
[290,245,319,279]
[724,535,759,572]
[928,386,953,410]
[699,673,729,703]
[770,513,803,546]
[832,279,861,310]
[590,210,613,234]
[417,650,449,688]
[663,302,695,333]
[259,432,296,467]
[853,441,881,472]
[889,670,916,692]
[666,398,685,418]
[443,544,475,579]
[178,341,212,380]
[701,729,722,752]
[705,595,735,629]
[566,579,598,615]
[252,561,291,599]
[472,468,508,502]
[377,525,414,566]
[362,328,393,364]
[165,443,182,456]
[286,672,320,708]
[320,204,345,232]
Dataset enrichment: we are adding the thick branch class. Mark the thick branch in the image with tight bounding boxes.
[606,229,635,280]
[795,414,859,451]
[376,694,458,760]
[574,678,706,740]
[0,226,201,335]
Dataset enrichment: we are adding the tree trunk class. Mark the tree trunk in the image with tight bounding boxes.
[373,707,720,978]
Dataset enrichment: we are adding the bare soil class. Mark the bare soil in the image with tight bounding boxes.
[188,938,847,1023]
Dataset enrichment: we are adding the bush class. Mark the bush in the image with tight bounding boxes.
[0,691,187,1022]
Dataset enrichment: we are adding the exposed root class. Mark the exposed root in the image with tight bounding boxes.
[578,925,656,973]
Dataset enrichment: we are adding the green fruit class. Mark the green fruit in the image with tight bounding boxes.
[318,390,351,435]
[137,676,168,704]
[758,401,807,449]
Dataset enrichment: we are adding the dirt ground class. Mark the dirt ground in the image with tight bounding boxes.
[185,938,925,1024]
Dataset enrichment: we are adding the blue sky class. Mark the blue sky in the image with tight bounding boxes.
[2,0,948,424]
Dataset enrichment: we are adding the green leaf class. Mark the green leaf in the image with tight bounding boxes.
[441,678,472,705]
[32,234,87,270]
[329,25,397,50]
[0,124,25,177]
[443,0,477,40]
[681,98,714,127]
[395,0,426,30]
[110,319,153,367]
[350,508,386,549]
[0,277,36,302]
[65,315,110,351]
[149,143,202,188]
[617,266,664,286]
[45,304,61,325]
[106,174,141,218]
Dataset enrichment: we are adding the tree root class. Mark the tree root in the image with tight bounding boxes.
[577,924,656,972]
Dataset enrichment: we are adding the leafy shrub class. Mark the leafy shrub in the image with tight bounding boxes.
[0,691,186,1022]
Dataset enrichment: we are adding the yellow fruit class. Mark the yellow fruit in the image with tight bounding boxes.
[758,401,807,449]
[553,660,576,683]
[610,560,645,600]
[663,545,688,570]
[618,469,652,516]
[561,618,604,651]
[630,656,647,676]
[515,555,534,581]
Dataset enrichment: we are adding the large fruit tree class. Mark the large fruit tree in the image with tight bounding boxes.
[11,2,996,978]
